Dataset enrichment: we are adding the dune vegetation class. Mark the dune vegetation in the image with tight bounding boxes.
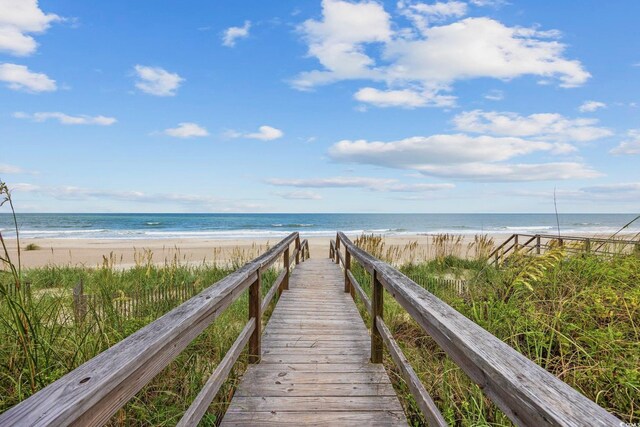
[1,183,638,425]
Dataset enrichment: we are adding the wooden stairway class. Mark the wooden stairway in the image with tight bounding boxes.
[220,258,407,426]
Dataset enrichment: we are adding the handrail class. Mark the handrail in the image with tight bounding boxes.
[490,232,639,266]
[0,232,308,427]
[335,231,620,427]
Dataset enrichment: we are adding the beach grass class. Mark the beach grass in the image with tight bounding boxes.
[348,235,639,426]
[1,179,637,426]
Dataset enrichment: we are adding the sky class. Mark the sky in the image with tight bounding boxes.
[1,0,639,213]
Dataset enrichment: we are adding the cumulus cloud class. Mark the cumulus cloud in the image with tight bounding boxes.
[267,176,454,192]
[329,134,555,166]
[398,1,468,33]
[0,0,61,56]
[13,111,116,125]
[354,87,455,108]
[578,100,606,113]
[610,130,640,155]
[162,122,209,138]
[228,125,284,141]
[453,110,612,142]
[328,134,600,182]
[222,21,251,47]
[134,65,183,96]
[293,1,589,108]
[0,63,56,92]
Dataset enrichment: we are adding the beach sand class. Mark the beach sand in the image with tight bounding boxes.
[4,234,494,269]
[5,232,631,269]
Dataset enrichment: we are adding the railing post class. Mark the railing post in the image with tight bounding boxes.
[585,238,591,253]
[536,235,541,254]
[248,268,262,363]
[514,234,519,252]
[335,235,341,264]
[371,269,383,363]
[295,236,301,265]
[344,249,351,293]
[283,246,290,292]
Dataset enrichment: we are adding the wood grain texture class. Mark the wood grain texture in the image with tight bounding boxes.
[220,258,407,426]
[0,233,299,427]
[338,232,621,427]
[177,319,255,427]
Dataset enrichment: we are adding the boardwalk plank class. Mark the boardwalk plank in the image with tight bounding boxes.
[220,258,407,426]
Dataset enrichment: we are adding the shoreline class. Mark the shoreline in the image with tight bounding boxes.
[3,231,634,269]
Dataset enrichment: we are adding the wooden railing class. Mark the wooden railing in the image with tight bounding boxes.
[489,233,640,266]
[0,233,309,427]
[333,232,620,427]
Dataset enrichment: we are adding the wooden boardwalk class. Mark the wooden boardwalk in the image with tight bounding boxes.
[220,258,408,426]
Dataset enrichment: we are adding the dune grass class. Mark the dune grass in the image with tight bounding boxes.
[349,236,639,426]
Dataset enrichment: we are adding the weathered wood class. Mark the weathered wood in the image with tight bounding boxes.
[283,247,290,291]
[344,249,351,293]
[0,233,299,427]
[177,318,255,427]
[220,258,407,426]
[376,316,447,427]
[227,396,403,412]
[370,269,383,364]
[338,231,621,427]
[295,236,301,265]
[348,270,372,314]
[248,270,262,364]
[221,410,407,426]
[262,269,286,313]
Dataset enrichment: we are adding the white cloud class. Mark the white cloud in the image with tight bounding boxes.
[0,164,25,174]
[354,86,455,108]
[9,183,263,211]
[293,2,589,108]
[328,133,600,182]
[222,21,251,47]
[0,0,61,56]
[276,191,323,200]
[414,162,601,181]
[134,65,183,96]
[228,125,284,141]
[329,134,555,166]
[0,63,56,92]
[398,1,468,33]
[578,100,606,113]
[292,0,392,90]
[469,0,507,7]
[162,122,209,138]
[453,110,612,142]
[484,89,504,101]
[13,111,116,125]
[610,130,640,155]
[267,176,454,192]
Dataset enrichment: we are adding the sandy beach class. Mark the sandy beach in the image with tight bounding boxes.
[4,234,493,268]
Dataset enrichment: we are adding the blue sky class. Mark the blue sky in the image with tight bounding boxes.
[1,0,639,213]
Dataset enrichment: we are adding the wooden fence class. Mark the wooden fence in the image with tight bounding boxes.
[0,233,309,426]
[489,233,640,266]
[332,232,620,427]
[73,279,198,321]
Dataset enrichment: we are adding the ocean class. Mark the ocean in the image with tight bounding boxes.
[0,213,638,240]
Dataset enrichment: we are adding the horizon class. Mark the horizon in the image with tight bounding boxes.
[2,1,639,214]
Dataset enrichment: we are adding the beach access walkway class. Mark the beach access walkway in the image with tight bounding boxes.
[0,232,620,427]
[220,257,407,425]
